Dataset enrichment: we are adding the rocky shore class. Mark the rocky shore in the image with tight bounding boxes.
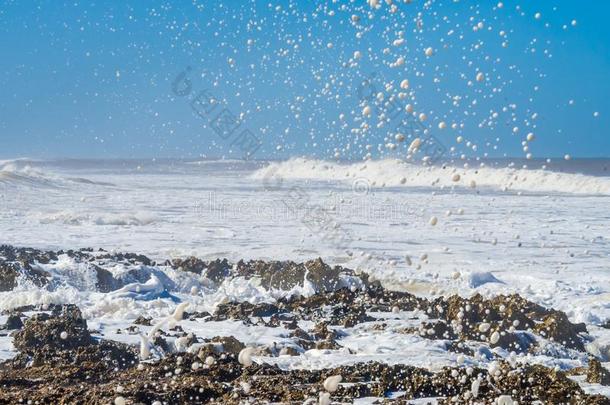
[1,245,609,404]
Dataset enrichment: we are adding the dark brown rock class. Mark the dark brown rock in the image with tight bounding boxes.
[13,305,93,354]
[2,313,23,330]
[211,336,245,355]
[587,358,610,386]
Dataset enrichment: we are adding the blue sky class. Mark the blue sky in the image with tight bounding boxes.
[0,0,608,160]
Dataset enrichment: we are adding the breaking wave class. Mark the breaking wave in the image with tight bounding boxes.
[252,158,610,195]
[0,160,113,189]
[36,211,157,226]
[0,161,63,188]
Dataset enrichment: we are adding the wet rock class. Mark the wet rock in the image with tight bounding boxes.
[417,320,457,340]
[97,252,152,266]
[482,362,603,405]
[281,288,374,327]
[152,335,172,354]
[172,257,231,284]
[0,263,18,291]
[315,340,342,350]
[13,304,93,354]
[2,313,24,330]
[0,262,49,291]
[421,293,586,352]
[214,301,281,322]
[0,245,57,265]
[204,258,232,283]
[491,330,536,352]
[187,310,211,320]
[445,341,474,356]
[172,256,207,274]
[587,358,610,386]
[211,336,245,355]
[310,322,339,341]
[0,337,606,404]
[236,257,342,292]
[133,315,152,326]
[279,346,300,356]
[93,264,122,292]
[9,304,137,370]
[289,327,312,341]
[534,312,587,351]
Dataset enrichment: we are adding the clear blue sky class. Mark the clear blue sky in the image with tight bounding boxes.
[0,0,608,160]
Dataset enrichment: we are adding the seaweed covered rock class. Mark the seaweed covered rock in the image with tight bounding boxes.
[214,301,281,322]
[13,304,93,353]
[419,293,587,352]
[11,304,137,370]
[172,257,231,284]
[236,257,343,292]
[534,311,587,351]
[587,358,610,386]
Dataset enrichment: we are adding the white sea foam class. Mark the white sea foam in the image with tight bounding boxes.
[252,158,610,195]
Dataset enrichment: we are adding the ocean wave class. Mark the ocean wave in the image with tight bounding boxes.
[0,161,63,188]
[251,158,610,195]
[36,211,157,226]
[0,160,115,189]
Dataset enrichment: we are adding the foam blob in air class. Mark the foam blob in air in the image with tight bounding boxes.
[171,302,189,322]
[497,396,516,405]
[139,334,151,360]
[323,375,342,392]
[238,347,255,367]
[471,378,481,398]
[408,137,422,152]
[478,322,491,333]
